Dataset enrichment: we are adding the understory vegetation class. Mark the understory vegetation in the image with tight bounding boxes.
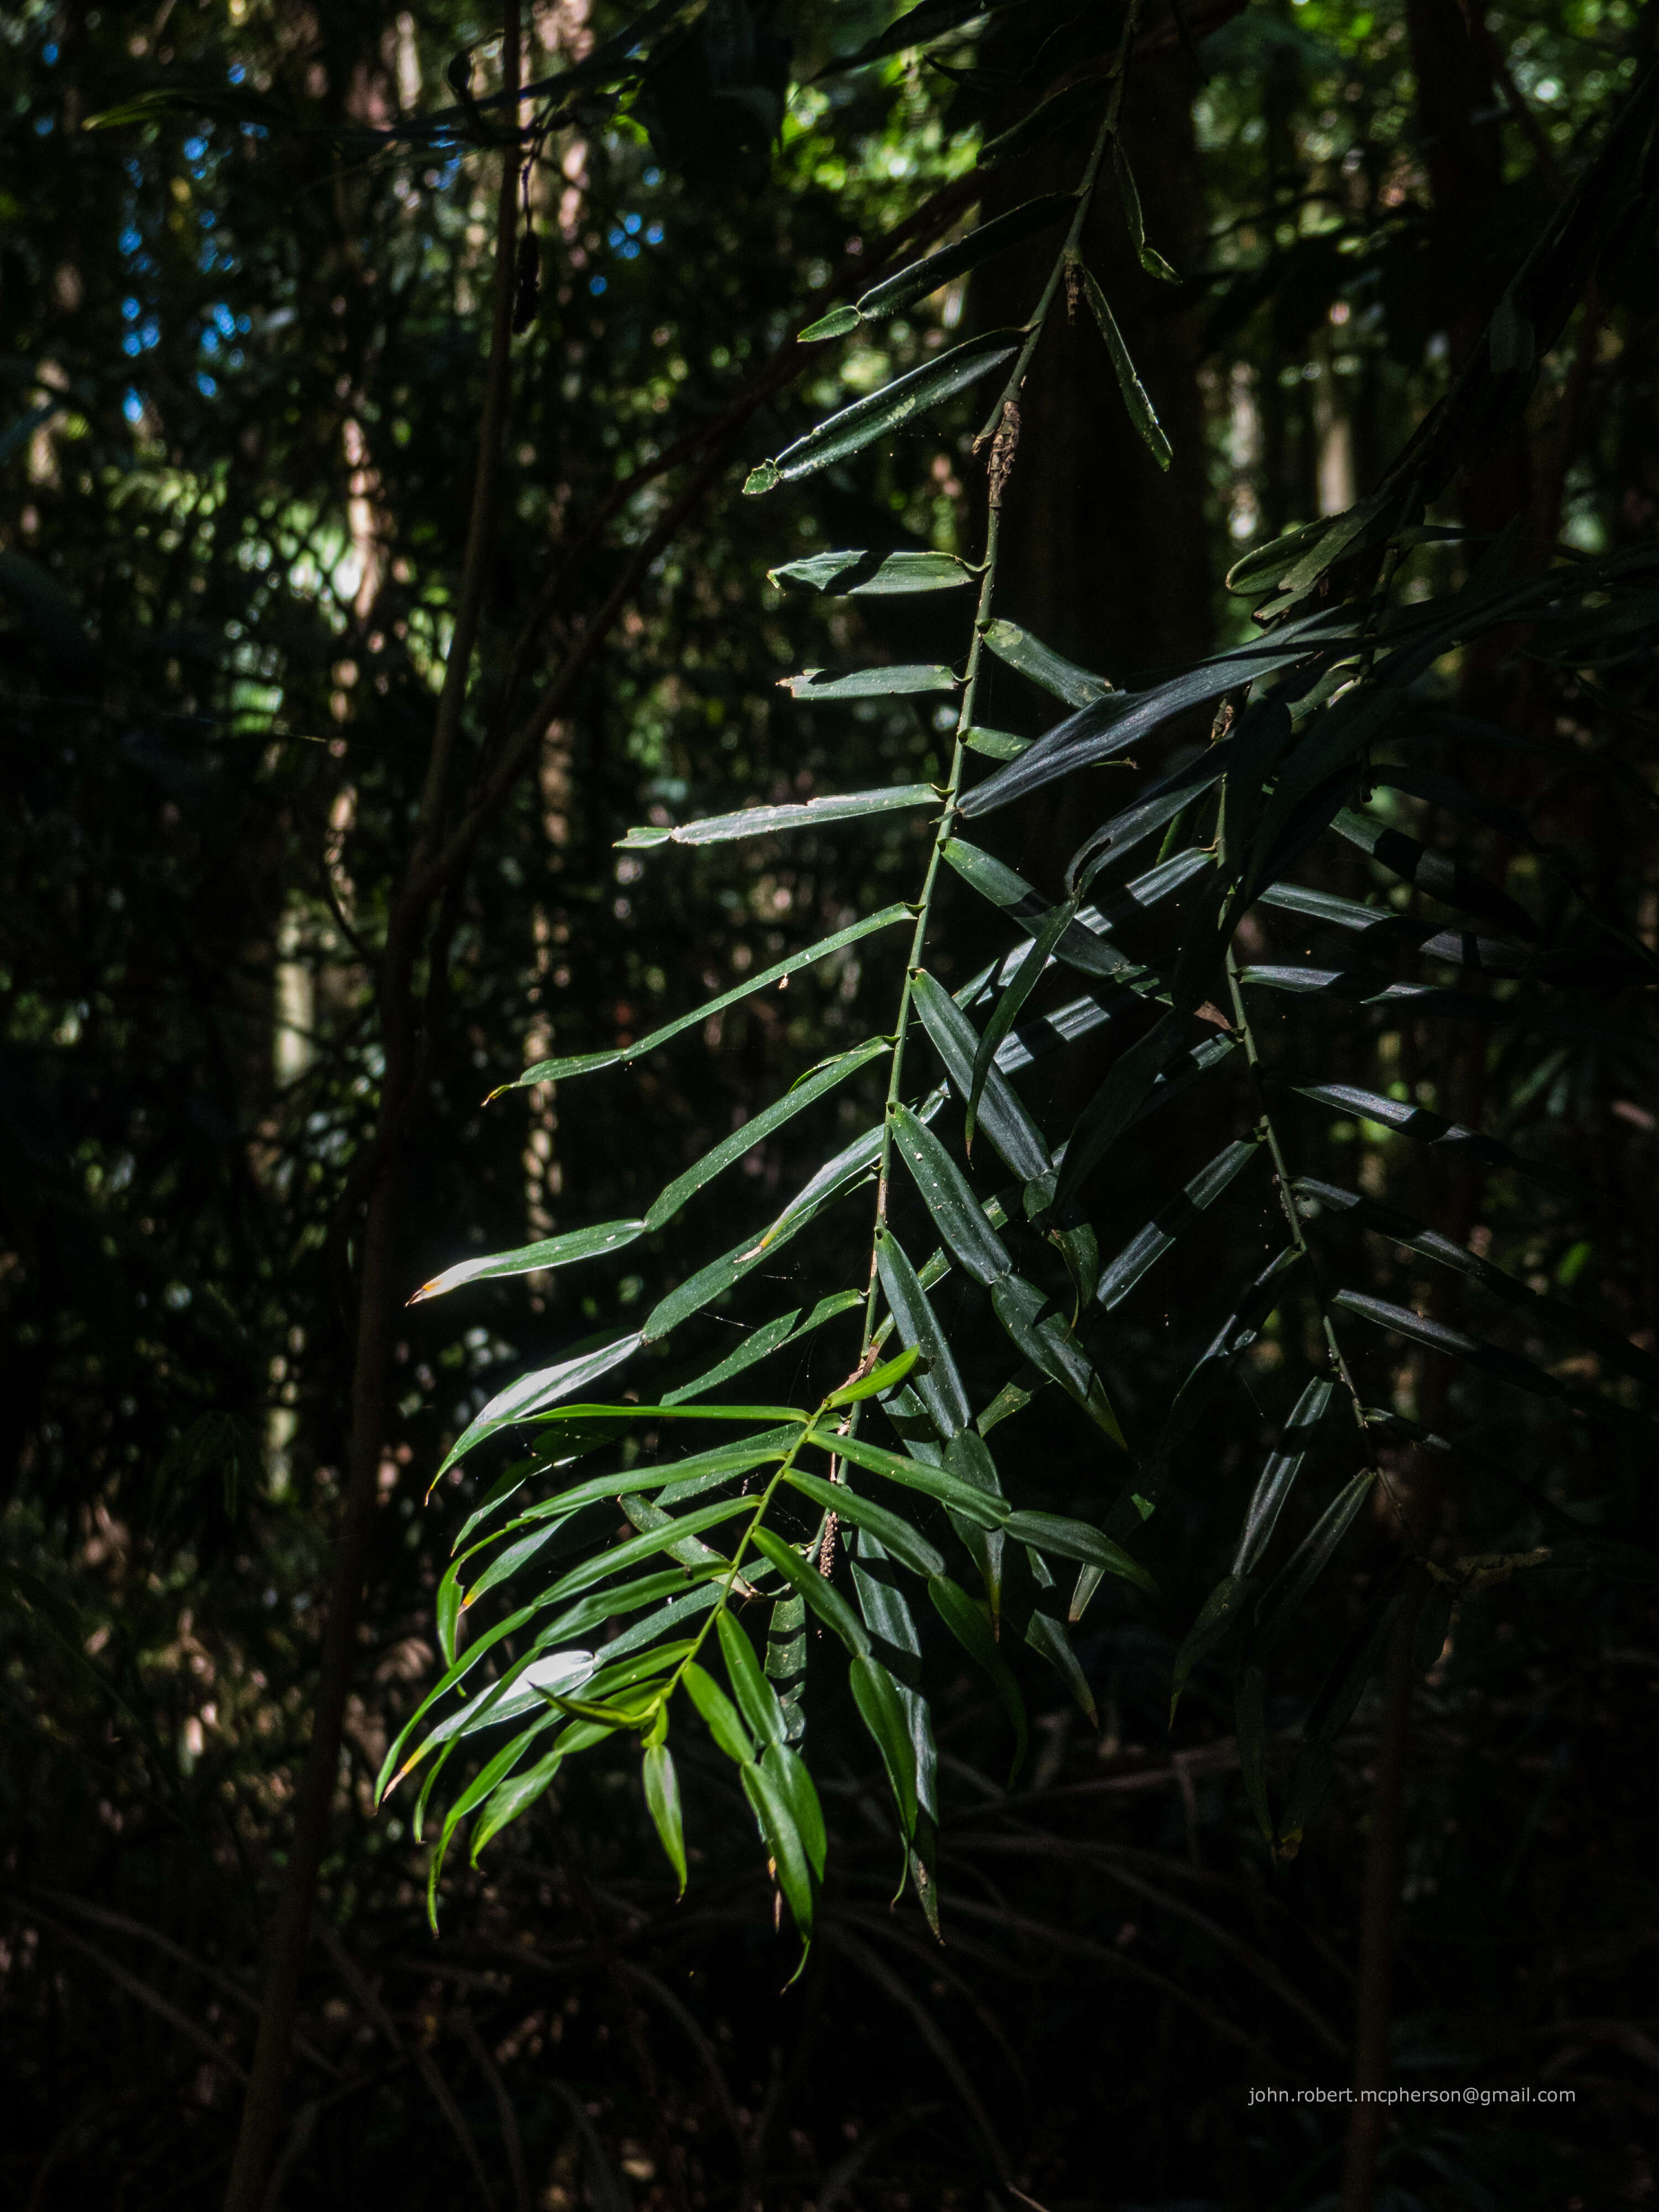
[4,1,1659,2208]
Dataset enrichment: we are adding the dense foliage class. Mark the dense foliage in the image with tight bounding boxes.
[5,2,1659,2209]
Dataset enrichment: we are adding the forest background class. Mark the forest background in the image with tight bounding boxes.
[5,0,1659,2209]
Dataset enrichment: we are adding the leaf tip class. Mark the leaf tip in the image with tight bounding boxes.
[799,305,860,342]
[743,461,781,497]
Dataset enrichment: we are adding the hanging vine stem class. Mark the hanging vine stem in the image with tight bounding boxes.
[1222,945,1431,1553]
[848,72,1141,1388]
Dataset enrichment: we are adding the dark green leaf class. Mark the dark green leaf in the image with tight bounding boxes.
[981,618,1113,708]
[716,1611,786,1749]
[1097,1138,1260,1309]
[850,1651,919,1839]
[644,1037,886,1230]
[618,785,938,849]
[929,1573,1027,1780]
[503,904,911,1091]
[876,1227,971,1438]
[890,1103,1011,1284]
[1286,1079,1557,1191]
[785,1469,945,1579]
[769,549,976,595]
[1232,1377,1334,1576]
[978,78,1103,167]
[1002,1509,1154,1595]
[782,664,959,700]
[1076,262,1171,467]
[743,330,1023,493]
[1168,1573,1255,1720]
[1112,139,1180,281]
[1331,808,1540,940]
[967,899,1079,1154]
[642,1743,687,1894]
[911,969,1052,1183]
[857,192,1076,320]
[763,1740,828,1880]
[989,1272,1127,1446]
[1251,1472,1377,1657]
[1050,1010,1194,1220]
[740,1759,816,1940]
[1024,1604,1097,1724]
[830,1432,1008,1527]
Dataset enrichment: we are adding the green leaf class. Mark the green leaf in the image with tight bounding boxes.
[1075,261,1171,468]
[981,618,1113,708]
[622,1493,759,1591]
[1024,1604,1097,1725]
[642,1742,687,1894]
[1298,1180,1659,1395]
[851,1651,919,1840]
[682,1659,755,1761]
[1001,1509,1155,1595]
[1096,1139,1260,1310]
[526,1497,755,1618]
[740,1759,816,1942]
[876,1228,971,1439]
[468,1735,581,1858]
[856,192,1077,320]
[797,303,862,341]
[1330,808,1540,939]
[528,1402,806,1428]
[750,1526,872,1652]
[827,1433,1006,1527]
[769,549,976,595]
[437,1333,641,1477]
[1235,1666,1274,1844]
[1168,1573,1255,1720]
[967,899,1079,1154]
[890,1104,1011,1285]
[618,784,938,849]
[1111,139,1180,281]
[1251,1472,1377,1658]
[716,1611,787,1749]
[911,969,1052,1183]
[962,725,1030,760]
[763,1741,828,1880]
[978,77,1103,167]
[781,665,959,700]
[502,903,911,1091]
[785,1469,945,1579]
[944,1428,1007,1621]
[826,1342,921,1407]
[1232,1377,1333,1576]
[1224,519,1339,597]
[410,1217,644,1304]
[744,329,1023,491]
[989,1273,1126,1447]
[928,1574,1027,1781]
[644,1037,887,1231]
[662,1311,802,1407]
[1065,747,1234,900]
[1287,1079,1557,1190]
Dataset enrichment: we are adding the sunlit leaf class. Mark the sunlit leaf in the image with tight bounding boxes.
[890,1103,1012,1284]
[785,1468,945,1578]
[769,549,977,594]
[1075,262,1171,467]
[876,1228,971,1438]
[981,618,1112,708]
[618,784,940,849]
[410,1218,644,1304]
[641,1740,687,1895]
[781,664,959,700]
[438,1332,641,1477]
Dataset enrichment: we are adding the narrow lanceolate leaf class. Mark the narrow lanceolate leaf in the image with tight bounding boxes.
[877,1228,971,1439]
[1168,1573,1254,1720]
[929,1574,1026,1778]
[743,328,1022,493]
[439,1332,641,1477]
[750,1526,872,1652]
[1051,1010,1194,1222]
[981,618,1113,708]
[890,1104,1012,1284]
[968,899,1079,1153]
[1066,743,1234,895]
[662,1310,801,1407]
[1298,1179,1659,1395]
[1331,1290,1655,1433]
[644,1037,886,1232]
[1119,1248,1303,1532]
[962,725,1031,759]
[854,192,1077,321]
[503,903,910,1091]
[827,1342,921,1407]
[740,1759,816,1941]
[622,1494,757,1592]
[682,1659,755,1762]
[1251,1472,1377,1658]
[781,664,959,700]
[911,969,1052,1184]
[764,1741,828,1881]
[1076,262,1171,468]
[1112,139,1180,282]
[618,784,938,849]
[642,1743,687,1895]
[989,1274,1126,1448]
[769,549,977,595]
[1025,1606,1097,1725]
[717,1613,787,1749]
[1331,809,1540,940]
[851,1650,919,1840]
[1001,1509,1155,1595]
[1232,1377,1334,1577]
[785,1469,946,1579]
[945,1428,1007,1621]
[1096,1139,1260,1310]
[830,1432,1007,1528]
[1286,1079,1557,1191]
[412,1218,644,1304]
